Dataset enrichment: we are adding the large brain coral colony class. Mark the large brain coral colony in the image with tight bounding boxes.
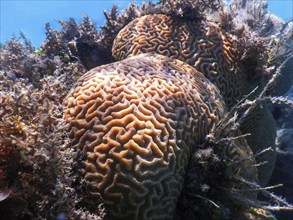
[64,53,228,219]
[111,12,276,186]
[64,2,261,219]
[64,53,258,219]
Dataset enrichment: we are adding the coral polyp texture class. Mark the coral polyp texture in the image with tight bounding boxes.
[64,53,226,219]
[111,13,278,186]
[112,14,247,108]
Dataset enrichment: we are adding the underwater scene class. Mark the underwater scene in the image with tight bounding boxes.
[0,0,292,219]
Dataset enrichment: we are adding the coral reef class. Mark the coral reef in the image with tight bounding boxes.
[0,73,70,219]
[110,5,278,186]
[64,53,228,219]
[0,27,85,219]
[112,13,247,108]
[0,0,292,219]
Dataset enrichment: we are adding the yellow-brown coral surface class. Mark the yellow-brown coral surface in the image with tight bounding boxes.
[112,14,248,108]
[112,13,277,187]
[64,53,226,219]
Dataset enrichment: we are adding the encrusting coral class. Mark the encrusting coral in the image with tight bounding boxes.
[0,0,292,219]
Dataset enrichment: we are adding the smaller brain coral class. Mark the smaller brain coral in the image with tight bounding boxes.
[64,53,226,219]
[112,14,248,108]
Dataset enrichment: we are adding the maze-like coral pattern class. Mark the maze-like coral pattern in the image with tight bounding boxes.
[112,13,277,186]
[64,53,225,219]
[112,14,248,108]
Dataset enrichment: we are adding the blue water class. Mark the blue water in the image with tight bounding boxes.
[0,0,292,48]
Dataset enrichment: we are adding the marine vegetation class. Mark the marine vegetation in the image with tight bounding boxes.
[0,0,292,219]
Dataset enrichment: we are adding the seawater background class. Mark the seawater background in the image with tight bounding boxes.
[0,0,292,48]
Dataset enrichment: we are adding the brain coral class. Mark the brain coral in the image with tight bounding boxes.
[112,13,277,186]
[64,53,226,219]
[112,14,248,108]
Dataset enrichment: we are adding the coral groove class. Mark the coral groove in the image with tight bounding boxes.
[64,53,225,219]
[112,14,247,108]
